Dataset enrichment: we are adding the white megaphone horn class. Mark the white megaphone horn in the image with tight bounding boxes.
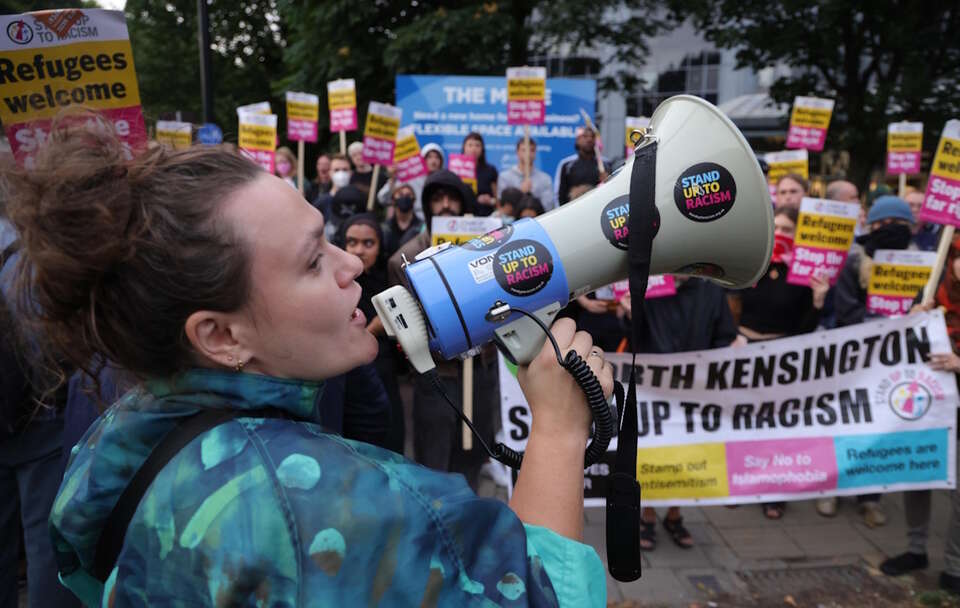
[373,95,773,373]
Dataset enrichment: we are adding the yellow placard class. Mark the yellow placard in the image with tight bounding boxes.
[794,213,857,251]
[0,39,140,124]
[286,100,318,122]
[931,136,960,182]
[789,106,833,130]
[432,231,484,247]
[364,112,400,141]
[393,134,420,162]
[767,160,809,182]
[636,443,729,500]
[329,88,356,111]
[156,129,190,149]
[507,78,545,102]
[238,123,275,151]
[888,132,922,153]
[869,264,933,297]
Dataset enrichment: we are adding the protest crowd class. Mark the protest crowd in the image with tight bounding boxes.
[2,6,960,608]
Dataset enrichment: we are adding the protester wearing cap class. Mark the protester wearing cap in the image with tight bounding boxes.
[498,137,555,211]
[555,126,611,206]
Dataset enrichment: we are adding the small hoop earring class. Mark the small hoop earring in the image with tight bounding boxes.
[235,359,245,373]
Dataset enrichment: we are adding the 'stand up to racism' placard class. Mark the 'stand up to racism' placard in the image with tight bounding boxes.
[500,311,957,506]
[920,120,960,227]
[0,9,147,167]
[787,197,859,286]
[867,250,936,316]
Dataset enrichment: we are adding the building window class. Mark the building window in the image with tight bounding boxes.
[626,51,721,116]
[528,55,601,78]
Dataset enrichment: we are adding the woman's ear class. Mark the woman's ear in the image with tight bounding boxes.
[184,310,252,369]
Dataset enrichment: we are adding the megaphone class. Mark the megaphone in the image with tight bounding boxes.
[373,95,773,372]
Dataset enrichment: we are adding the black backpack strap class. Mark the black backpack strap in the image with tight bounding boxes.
[92,406,296,582]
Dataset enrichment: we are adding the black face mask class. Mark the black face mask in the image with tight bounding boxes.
[857,223,913,256]
[394,195,415,213]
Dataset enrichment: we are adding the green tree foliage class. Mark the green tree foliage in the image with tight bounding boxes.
[125,0,285,138]
[670,0,960,189]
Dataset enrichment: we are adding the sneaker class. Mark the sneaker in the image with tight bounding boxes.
[860,501,887,528]
[880,552,928,576]
[940,572,960,595]
[816,497,837,517]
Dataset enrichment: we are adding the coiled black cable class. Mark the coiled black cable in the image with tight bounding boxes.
[427,305,616,471]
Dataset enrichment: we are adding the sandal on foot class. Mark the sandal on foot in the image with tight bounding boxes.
[662,516,694,549]
[639,519,657,551]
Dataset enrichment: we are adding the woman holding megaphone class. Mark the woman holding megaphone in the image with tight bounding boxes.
[4,111,612,607]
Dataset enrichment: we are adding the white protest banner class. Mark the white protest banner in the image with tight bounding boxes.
[430,216,502,248]
[448,153,477,193]
[506,66,546,125]
[393,125,427,182]
[868,250,937,317]
[786,197,859,287]
[362,101,402,166]
[238,112,277,173]
[624,116,649,158]
[286,91,319,143]
[786,96,835,152]
[327,78,357,132]
[920,120,960,227]
[155,120,191,149]
[0,9,148,167]
[887,122,923,175]
[501,311,957,506]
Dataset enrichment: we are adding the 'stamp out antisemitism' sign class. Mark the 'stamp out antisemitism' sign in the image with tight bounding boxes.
[786,96,834,152]
[506,66,546,126]
[787,197,859,287]
[286,91,318,143]
[362,101,401,166]
[887,122,923,175]
[920,120,960,227]
[0,9,147,167]
[327,78,357,132]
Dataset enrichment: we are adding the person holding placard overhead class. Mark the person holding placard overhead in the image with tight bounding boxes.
[15,111,608,607]
[498,137,555,211]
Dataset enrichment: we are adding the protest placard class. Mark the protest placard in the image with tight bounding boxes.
[236,101,271,116]
[393,125,427,182]
[887,122,923,175]
[787,197,859,286]
[238,112,277,173]
[920,120,960,227]
[624,116,649,158]
[765,149,809,202]
[362,101,401,166]
[868,250,937,316]
[595,276,675,302]
[286,91,318,143]
[506,66,546,126]
[0,9,147,167]
[327,79,357,132]
[786,96,835,152]
[155,120,191,149]
[448,153,477,193]
[430,216,502,248]
[500,310,957,506]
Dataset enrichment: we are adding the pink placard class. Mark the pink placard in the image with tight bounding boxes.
[361,136,395,166]
[920,174,960,226]
[645,275,677,299]
[786,125,827,152]
[240,148,275,174]
[448,153,477,183]
[786,245,848,287]
[867,293,914,317]
[887,151,921,175]
[726,437,837,496]
[330,108,357,132]
[287,118,318,143]
[507,100,545,125]
[7,106,148,168]
[396,154,427,182]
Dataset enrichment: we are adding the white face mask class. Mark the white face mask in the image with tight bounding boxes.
[332,170,350,188]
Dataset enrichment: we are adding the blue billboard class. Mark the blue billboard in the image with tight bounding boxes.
[396,75,596,183]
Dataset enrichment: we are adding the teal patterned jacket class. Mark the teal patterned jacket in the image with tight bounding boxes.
[49,369,606,607]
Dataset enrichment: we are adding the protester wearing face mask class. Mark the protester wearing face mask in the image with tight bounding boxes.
[313,154,353,221]
[275,146,298,189]
[382,183,423,258]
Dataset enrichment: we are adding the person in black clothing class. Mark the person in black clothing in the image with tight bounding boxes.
[621,278,740,550]
[338,213,405,454]
[727,205,829,521]
[462,132,498,216]
[304,153,332,204]
[556,127,611,205]
[382,183,423,258]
